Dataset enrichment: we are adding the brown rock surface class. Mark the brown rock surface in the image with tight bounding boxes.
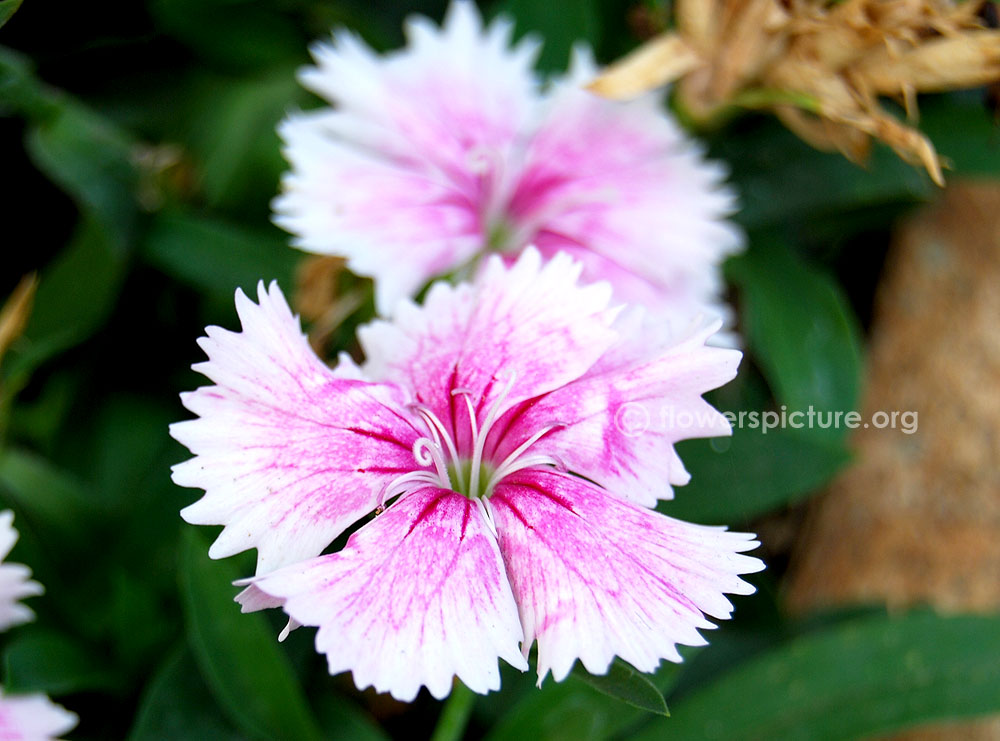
[784,181,1000,738]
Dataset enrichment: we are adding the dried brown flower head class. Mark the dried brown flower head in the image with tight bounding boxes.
[590,0,1000,185]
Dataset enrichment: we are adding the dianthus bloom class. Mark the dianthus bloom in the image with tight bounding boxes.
[0,691,77,741]
[171,250,763,701]
[0,511,42,632]
[0,512,77,740]
[273,1,741,329]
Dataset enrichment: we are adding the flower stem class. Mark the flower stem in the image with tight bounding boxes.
[430,681,476,741]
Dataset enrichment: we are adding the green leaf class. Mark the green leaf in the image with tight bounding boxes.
[0,447,94,544]
[921,92,1000,179]
[3,628,119,695]
[0,46,59,119]
[142,209,297,299]
[571,660,668,716]
[729,238,863,442]
[5,219,129,379]
[0,0,23,30]
[663,430,849,523]
[129,644,246,741]
[3,92,137,377]
[179,529,323,741]
[25,101,138,246]
[486,662,681,741]
[314,692,389,741]
[497,0,600,72]
[635,611,1000,741]
[186,70,303,212]
[711,118,932,231]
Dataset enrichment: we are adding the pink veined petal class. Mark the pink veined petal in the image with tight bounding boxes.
[506,47,742,325]
[244,487,527,701]
[274,112,484,313]
[170,281,422,574]
[359,248,620,448]
[489,469,763,684]
[489,316,741,507]
[274,0,541,313]
[0,512,43,632]
[0,688,77,740]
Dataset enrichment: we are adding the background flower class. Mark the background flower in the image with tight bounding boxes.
[274,1,741,330]
[0,513,76,740]
[0,511,42,632]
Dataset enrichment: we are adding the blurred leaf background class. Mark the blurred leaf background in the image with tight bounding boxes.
[2,0,1000,738]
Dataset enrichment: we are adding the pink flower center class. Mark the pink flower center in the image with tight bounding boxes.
[380,374,562,504]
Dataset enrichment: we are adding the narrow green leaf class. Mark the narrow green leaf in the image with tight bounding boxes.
[0,447,94,544]
[729,238,863,442]
[3,628,119,695]
[7,219,128,378]
[636,611,1000,741]
[0,46,59,119]
[0,0,23,30]
[486,662,681,741]
[25,101,138,247]
[314,692,389,741]
[179,529,323,741]
[571,660,668,716]
[142,210,296,299]
[187,70,303,211]
[129,644,246,741]
[663,430,849,523]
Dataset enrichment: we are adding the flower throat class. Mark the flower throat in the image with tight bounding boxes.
[380,373,562,503]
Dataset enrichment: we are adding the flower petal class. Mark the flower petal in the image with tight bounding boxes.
[171,282,421,574]
[274,0,540,313]
[246,487,527,701]
[489,470,763,684]
[510,48,742,324]
[0,512,43,632]
[359,248,619,445]
[490,316,740,507]
[0,689,77,740]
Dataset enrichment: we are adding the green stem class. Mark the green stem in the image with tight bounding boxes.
[429,681,476,741]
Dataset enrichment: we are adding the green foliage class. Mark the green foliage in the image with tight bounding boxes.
[570,660,669,717]
[179,530,324,741]
[3,628,119,695]
[636,611,1000,741]
[129,645,247,741]
[143,209,298,300]
[487,662,680,741]
[662,430,849,524]
[0,0,22,30]
[729,236,864,442]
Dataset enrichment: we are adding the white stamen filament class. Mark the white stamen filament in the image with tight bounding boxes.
[484,423,565,496]
[454,372,518,500]
[413,437,451,488]
[381,371,562,505]
[410,403,461,468]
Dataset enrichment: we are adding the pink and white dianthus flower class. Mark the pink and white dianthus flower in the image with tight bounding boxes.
[0,511,43,632]
[0,512,77,740]
[273,0,742,330]
[0,690,78,741]
[170,249,763,701]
